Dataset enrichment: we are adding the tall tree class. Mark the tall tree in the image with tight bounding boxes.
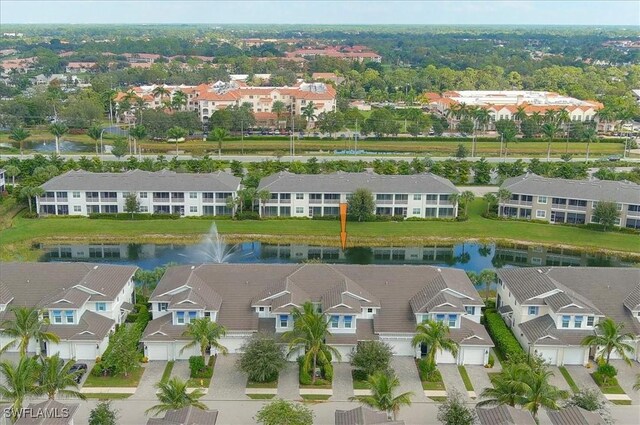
[581,126,598,162]
[349,371,413,421]
[87,124,103,155]
[124,193,141,218]
[459,190,475,217]
[347,188,375,222]
[283,301,341,384]
[171,90,187,111]
[38,354,87,400]
[49,122,68,155]
[0,306,60,355]
[411,320,459,366]
[19,185,45,214]
[152,86,171,105]
[180,317,228,362]
[146,377,206,416]
[541,122,559,162]
[301,102,317,129]
[581,317,635,365]
[271,100,286,128]
[478,362,529,408]
[257,189,271,217]
[89,401,118,425]
[592,201,621,231]
[9,127,30,155]
[210,127,229,157]
[519,368,569,420]
[496,189,512,217]
[4,164,20,186]
[237,334,286,383]
[0,356,43,422]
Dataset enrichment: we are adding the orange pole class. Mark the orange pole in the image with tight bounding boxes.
[339,203,347,250]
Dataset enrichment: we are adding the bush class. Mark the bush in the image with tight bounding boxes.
[323,362,333,382]
[237,334,286,383]
[487,353,495,368]
[189,356,206,377]
[235,211,260,220]
[418,358,440,381]
[350,341,393,379]
[596,363,617,379]
[88,213,181,220]
[22,211,38,219]
[298,357,312,386]
[311,215,339,221]
[484,309,525,361]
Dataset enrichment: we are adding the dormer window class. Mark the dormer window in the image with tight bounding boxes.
[96,302,106,312]
[177,311,185,324]
[562,316,570,328]
[587,316,594,326]
[367,308,373,314]
[528,306,539,316]
[65,310,74,324]
[344,316,353,329]
[53,310,62,324]
[448,314,457,327]
[279,315,289,328]
[330,316,339,328]
[435,314,446,324]
[158,303,168,312]
[575,315,583,328]
[187,311,196,323]
[465,306,475,315]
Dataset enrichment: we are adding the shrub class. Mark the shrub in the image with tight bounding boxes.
[596,363,617,379]
[487,353,495,368]
[88,213,181,220]
[22,211,38,219]
[350,341,393,379]
[297,357,313,385]
[323,362,333,382]
[189,356,206,377]
[237,334,286,383]
[484,309,525,361]
[235,211,260,220]
[418,358,439,381]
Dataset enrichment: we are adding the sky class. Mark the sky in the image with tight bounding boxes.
[0,0,639,26]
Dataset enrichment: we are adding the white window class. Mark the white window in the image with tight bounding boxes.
[177,312,185,324]
[122,192,130,197]
[538,196,547,204]
[367,308,373,313]
[258,307,265,312]
[140,206,148,212]
[296,193,304,200]
[587,316,594,326]
[574,315,583,328]
[73,206,82,212]
[536,210,546,218]
[531,257,542,265]
[295,207,304,214]
[190,192,198,199]
[412,208,421,215]
[528,306,539,316]
[465,306,475,315]
[331,316,339,328]
[190,206,198,213]
[139,192,148,198]
[158,303,168,311]
[72,191,81,198]
[413,194,421,201]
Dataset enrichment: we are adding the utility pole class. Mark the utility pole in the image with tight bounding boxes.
[290,106,295,157]
[241,119,244,155]
[355,119,359,153]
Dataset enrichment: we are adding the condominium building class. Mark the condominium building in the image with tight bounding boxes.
[499,174,640,229]
[257,171,459,219]
[37,169,241,217]
[0,168,5,192]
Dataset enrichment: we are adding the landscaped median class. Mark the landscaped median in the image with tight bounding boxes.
[457,365,476,399]
[185,355,215,394]
[416,359,447,401]
[81,365,145,396]
[589,362,632,405]
[245,380,278,399]
[299,357,332,400]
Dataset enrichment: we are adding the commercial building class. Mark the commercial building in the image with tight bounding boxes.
[499,174,640,229]
[142,264,493,365]
[257,171,459,219]
[0,262,137,360]
[37,169,241,217]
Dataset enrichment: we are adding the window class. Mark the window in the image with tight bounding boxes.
[177,312,185,324]
[587,316,594,326]
[538,196,547,204]
[279,315,288,328]
[536,210,546,218]
[139,192,147,198]
[190,192,198,199]
[190,206,198,213]
[72,191,81,198]
[96,302,106,312]
[53,310,62,324]
[367,308,374,314]
[344,316,353,328]
[188,311,197,323]
[436,314,446,324]
[295,207,304,214]
[73,206,82,212]
[296,193,304,200]
[412,208,421,215]
[448,314,457,327]
[158,303,168,312]
[574,315,583,328]
[413,194,422,201]
[426,194,438,202]
[331,316,339,328]
[204,312,211,318]
[140,206,149,213]
[628,205,640,213]
[562,316,570,328]
[528,306,539,316]
[465,306,475,315]
[258,307,265,312]
[65,310,74,324]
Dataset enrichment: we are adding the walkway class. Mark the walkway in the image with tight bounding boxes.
[439,364,470,399]
[390,357,427,402]
[130,361,166,400]
[332,363,354,401]
[208,354,247,400]
[277,362,299,400]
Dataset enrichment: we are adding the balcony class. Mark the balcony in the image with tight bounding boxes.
[153,197,170,203]
[309,199,322,204]
[171,197,185,203]
[552,203,586,211]
[394,199,408,205]
[203,198,215,204]
[279,199,291,204]
[504,200,533,206]
[323,199,340,204]
[39,196,56,203]
[376,199,393,204]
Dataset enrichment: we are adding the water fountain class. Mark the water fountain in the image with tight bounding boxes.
[182,223,253,264]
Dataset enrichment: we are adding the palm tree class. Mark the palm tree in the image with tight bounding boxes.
[633,374,640,391]
[514,106,528,126]
[478,269,497,302]
[167,126,187,156]
[459,190,475,217]
[581,126,598,162]
[283,301,341,384]
[519,368,569,420]
[350,371,413,421]
[4,164,20,186]
[301,102,317,129]
[38,354,86,400]
[257,189,271,217]
[483,193,497,214]
[210,127,228,157]
[180,317,228,362]
[9,127,30,155]
[129,124,147,156]
[152,86,171,106]
[581,317,635,365]
[0,307,59,356]
[0,356,43,421]
[595,108,615,133]
[411,320,459,366]
[49,122,68,155]
[272,100,286,129]
[171,90,187,111]
[145,377,207,416]
[87,124,103,155]
[541,122,559,162]
[19,185,45,214]
[448,193,459,216]
[478,362,529,408]
[496,189,512,217]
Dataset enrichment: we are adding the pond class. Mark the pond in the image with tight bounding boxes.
[40,241,636,273]
[5,140,95,153]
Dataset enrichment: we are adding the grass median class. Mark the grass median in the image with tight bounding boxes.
[1,200,639,261]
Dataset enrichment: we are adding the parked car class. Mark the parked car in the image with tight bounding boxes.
[69,363,88,383]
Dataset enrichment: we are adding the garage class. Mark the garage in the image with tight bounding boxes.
[436,349,457,364]
[74,343,97,360]
[146,343,169,361]
[220,334,251,354]
[48,342,72,359]
[380,336,415,357]
[333,345,355,362]
[534,347,558,365]
[563,347,587,365]
[462,347,486,365]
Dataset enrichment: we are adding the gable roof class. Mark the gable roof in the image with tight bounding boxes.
[476,405,536,425]
[45,310,115,341]
[547,406,606,425]
[335,406,404,425]
[146,406,218,425]
[15,400,79,425]
[409,271,483,314]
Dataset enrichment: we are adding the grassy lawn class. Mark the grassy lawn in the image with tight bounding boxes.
[352,370,369,390]
[611,400,633,405]
[160,361,175,384]
[457,366,474,392]
[83,366,145,388]
[82,393,132,400]
[186,377,211,388]
[558,366,579,393]
[247,394,276,400]
[2,199,639,261]
[590,374,626,395]
[301,394,331,402]
[247,380,278,388]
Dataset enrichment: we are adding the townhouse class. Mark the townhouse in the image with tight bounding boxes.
[496,267,640,366]
[335,406,404,425]
[141,264,493,365]
[37,169,241,217]
[14,400,79,425]
[256,171,459,219]
[499,173,640,229]
[147,407,218,425]
[0,168,5,192]
[476,405,535,425]
[0,262,137,360]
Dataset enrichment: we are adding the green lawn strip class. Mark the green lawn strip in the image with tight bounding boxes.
[186,377,211,388]
[558,366,579,393]
[457,366,474,392]
[610,400,632,405]
[161,361,175,384]
[352,370,369,390]
[590,374,626,395]
[247,394,276,400]
[301,394,331,402]
[247,380,278,389]
[82,393,132,400]
[83,366,145,387]
[428,396,448,402]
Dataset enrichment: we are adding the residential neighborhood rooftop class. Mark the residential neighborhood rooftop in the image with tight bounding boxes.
[475,405,536,425]
[146,406,218,425]
[335,406,404,425]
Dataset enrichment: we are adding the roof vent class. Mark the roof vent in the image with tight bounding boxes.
[93,265,99,269]
[537,269,543,273]
[437,268,442,272]
[191,266,195,270]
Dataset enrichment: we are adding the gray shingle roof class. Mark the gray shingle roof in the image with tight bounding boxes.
[547,406,605,425]
[476,405,536,425]
[335,406,404,425]
[257,171,459,194]
[501,173,640,204]
[519,314,593,346]
[45,310,115,341]
[146,406,218,425]
[15,400,79,425]
[41,169,241,192]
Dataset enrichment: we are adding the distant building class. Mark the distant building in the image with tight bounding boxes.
[0,168,5,192]
[65,61,97,73]
[286,46,382,63]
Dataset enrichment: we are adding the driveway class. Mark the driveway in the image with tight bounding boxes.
[390,357,427,402]
[438,364,469,399]
[610,360,640,405]
[465,366,494,399]
[564,365,599,392]
[547,367,572,392]
[332,363,354,401]
[130,361,166,400]
[172,360,190,381]
[208,354,247,400]
[277,361,299,399]
[76,360,95,388]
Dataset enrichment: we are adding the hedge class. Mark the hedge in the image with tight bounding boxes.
[484,309,525,361]
[89,213,181,220]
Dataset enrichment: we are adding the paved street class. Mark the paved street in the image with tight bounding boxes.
[208,354,247,400]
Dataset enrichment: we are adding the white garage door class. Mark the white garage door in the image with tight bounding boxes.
[75,343,97,360]
[146,343,169,361]
[462,347,486,365]
[219,336,249,354]
[380,337,415,357]
[436,349,457,364]
[563,348,586,365]
[333,345,354,363]
[48,342,72,359]
[535,347,558,365]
